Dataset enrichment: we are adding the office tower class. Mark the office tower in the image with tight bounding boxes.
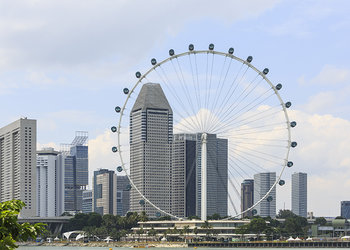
[254,172,276,218]
[341,201,350,219]
[241,179,254,218]
[0,118,37,217]
[196,133,228,217]
[291,172,307,217]
[172,133,197,218]
[64,132,88,213]
[36,148,64,217]
[130,83,173,216]
[93,169,117,215]
[116,175,130,216]
[82,190,93,214]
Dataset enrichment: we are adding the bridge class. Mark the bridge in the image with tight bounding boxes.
[18,216,73,235]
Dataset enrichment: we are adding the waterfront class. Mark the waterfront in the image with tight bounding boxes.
[17,247,348,250]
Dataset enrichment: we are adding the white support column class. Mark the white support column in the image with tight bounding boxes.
[201,133,207,221]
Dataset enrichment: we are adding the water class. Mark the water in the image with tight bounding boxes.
[18,247,342,250]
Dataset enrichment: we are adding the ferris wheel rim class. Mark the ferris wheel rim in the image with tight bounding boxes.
[116,48,292,220]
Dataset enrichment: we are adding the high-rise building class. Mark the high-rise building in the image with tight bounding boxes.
[196,133,228,218]
[64,132,88,213]
[341,201,350,219]
[93,169,117,215]
[130,83,173,216]
[116,175,130,216]
[291,172,307,217]
[36,148,64,217]
[241,179,254,218]
[82,190,93,214]
[254,172,276,218]
[0,118,37,217]
[172,133,197,218]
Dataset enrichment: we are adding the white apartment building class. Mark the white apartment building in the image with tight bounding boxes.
[36,148,65,217]
[0,118,37,217]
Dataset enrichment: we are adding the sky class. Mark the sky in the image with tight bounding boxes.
[1,0,350,217]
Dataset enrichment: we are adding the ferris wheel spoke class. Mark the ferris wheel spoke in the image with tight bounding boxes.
[152,68,199,132]
[229,146,284,165]
[229,153,265,175]
[214,73,262,127]
[206,55,233,133]
[187,54,202,126]
[212,106,283,135]
[213,89,275,132]
[168,60,202,130]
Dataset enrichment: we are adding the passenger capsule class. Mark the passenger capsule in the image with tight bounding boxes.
[151,58,157,65]
[115,106,121,113]
[228,47,234,54]
[287,161,293,167]
[155,212,161,217]
[117,166,123,172]
[276,83,282,90]
[112,146,118,153]
[285,102,292,108]
[267,196,273,202]
[125,184,131,191]
[252,209,257,215]
[189,44,194,51]
[247,56,253,63]
[209,43,214,50]
[135,71,141,78]
[279,180,285,186]
[139,200,145,206]
[123,88,129,94]
[169,49,175,56]
[263,68,269,75]
[290,121,297,127]
[291,141,297,148]
[111,126,117,133]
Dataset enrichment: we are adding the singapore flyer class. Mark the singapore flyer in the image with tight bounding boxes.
[112,44,296,220]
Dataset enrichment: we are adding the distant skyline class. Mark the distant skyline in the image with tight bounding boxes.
[1,0,349,216]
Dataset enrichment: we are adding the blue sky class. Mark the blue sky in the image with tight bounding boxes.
[1,0,349,217]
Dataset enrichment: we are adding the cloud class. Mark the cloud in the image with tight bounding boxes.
[0,0,280,72]
[298,65,350,86]
[299,65,350,118]
[276,109,350,216]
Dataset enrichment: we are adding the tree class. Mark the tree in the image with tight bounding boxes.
[315,217,327,226]
[87,212,102,227]
[277,209,296,219]
[201,221,213,240]
[249,217,267,240]
[0,200,46,249]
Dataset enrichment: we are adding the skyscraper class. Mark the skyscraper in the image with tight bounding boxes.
[0,118,37,217]
[130,83,173,216]
[116,175,130,216]
[36,148,64,217]
[291,172,307,217]
[254,172,276,218]
[196,133,228,218]
[172,133,197,218]
[93,169,117,215]
[341,201,350,219]
[82,190,93,214]
[241,179,254,218]
[64,132,88,213]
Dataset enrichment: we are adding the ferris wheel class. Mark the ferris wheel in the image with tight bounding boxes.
[111,44,297,220]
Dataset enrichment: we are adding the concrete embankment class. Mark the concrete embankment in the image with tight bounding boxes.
[189,240,350,248]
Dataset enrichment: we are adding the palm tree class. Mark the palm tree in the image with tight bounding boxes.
[201,221,213,241]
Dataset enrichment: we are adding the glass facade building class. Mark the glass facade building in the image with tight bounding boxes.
[341,201,350,219]
[254,172,276,218]
[291,172,307,217]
